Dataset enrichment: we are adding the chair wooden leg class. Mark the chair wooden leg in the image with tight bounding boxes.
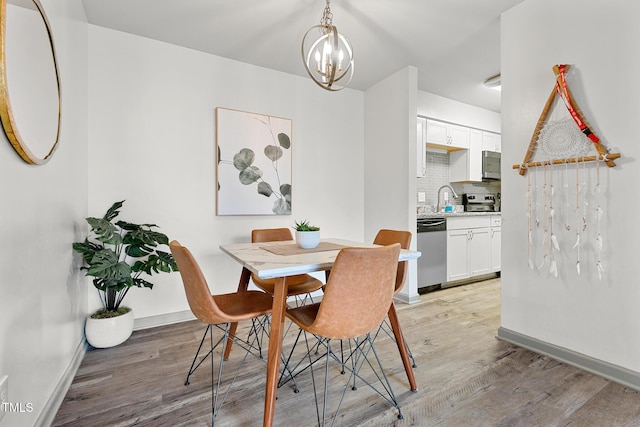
[224,267,251,360]
[387,302,417,391]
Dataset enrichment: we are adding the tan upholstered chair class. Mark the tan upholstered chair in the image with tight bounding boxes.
[286,244,404,425]
[251,228,324,298]
[372,229,417,369]
[170,240,273,425]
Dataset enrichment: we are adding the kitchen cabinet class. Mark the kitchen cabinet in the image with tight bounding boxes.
[482,131,501,153]
[446,216,491,282]
[450,128,483,182]
[426,119,469,151]
[447,228,470,281]
[417,117,426,177]
[490,216,501,272]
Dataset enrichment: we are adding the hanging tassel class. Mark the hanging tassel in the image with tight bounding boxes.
[549,259,558,277]
[597,261,605,280]
[538,254,547,270]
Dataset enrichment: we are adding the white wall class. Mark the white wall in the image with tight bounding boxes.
[364,67,419,302]
[0,0,88,425]
[418,91,501,133]
[501,0,640,373]
[87,26,366,320]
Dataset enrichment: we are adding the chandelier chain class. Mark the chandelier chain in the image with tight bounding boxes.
[320,0,333,27]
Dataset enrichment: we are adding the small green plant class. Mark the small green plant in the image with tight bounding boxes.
[293,220,319,232]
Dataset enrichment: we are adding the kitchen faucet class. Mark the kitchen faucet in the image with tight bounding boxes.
[436,184,459,212]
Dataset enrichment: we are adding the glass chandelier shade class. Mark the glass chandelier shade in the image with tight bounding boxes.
[301,1,354,91]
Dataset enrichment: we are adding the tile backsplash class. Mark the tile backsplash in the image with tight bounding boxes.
[417,151,501,210]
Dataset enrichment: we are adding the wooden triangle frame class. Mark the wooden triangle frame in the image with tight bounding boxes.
[513,64,620,176]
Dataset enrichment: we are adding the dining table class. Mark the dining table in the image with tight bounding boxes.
[219,237,421,427]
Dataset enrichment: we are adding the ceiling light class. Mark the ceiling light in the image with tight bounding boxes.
[483,74,501,91]
[301,0,354,91]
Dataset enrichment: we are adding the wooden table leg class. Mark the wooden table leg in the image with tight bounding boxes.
[223,267,251,360]
[387,302,417,391]
[264,276,288,427]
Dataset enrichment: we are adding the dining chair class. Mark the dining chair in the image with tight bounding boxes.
[285,244,404,426]
[371,229,417,370]
[251,227,325,301]
[169,240,273,426]
[251,228,327,392]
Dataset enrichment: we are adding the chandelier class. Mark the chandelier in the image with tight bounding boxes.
[301,0,354,91]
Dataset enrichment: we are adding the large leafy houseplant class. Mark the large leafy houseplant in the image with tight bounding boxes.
[72,200,178,318]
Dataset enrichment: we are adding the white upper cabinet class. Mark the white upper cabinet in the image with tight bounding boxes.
[417,117,427,177]
[482,131,501,153]
[450,128,483,182]
[426,119,469,150]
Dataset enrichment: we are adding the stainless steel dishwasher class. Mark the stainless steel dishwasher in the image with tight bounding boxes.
[417,217,447,293]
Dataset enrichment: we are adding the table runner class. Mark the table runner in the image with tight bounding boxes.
[261,241,347,256]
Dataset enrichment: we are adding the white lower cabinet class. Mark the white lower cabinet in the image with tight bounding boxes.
[490,216,502,272]
[446,216,492,282]
[447,228,470,281]
[468,227,491,276]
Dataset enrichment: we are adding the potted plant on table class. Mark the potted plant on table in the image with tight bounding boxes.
[293,220,320,249]
[72,200,178,348]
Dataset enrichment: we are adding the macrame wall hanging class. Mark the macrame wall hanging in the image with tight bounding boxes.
[513,64,621,280]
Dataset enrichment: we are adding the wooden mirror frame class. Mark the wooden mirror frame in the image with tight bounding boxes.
[0,0,61,165]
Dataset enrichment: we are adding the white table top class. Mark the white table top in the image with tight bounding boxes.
[220,238,421,279]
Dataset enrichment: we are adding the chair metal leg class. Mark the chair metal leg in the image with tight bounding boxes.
[278,326,329,392]
[186,316,269,387]
[303,333,403,426]
[321,340,331,426]
[376,318,417,368]
[205,321,270,426]
[185,324,214,385]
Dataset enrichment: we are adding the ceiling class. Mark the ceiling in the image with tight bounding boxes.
[80,0,526,113]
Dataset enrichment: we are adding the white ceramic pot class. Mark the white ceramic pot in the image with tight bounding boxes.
[296,230,320,249]
[85,308,134,348]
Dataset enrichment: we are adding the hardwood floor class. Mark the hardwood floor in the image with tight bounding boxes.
[53,279,640,426]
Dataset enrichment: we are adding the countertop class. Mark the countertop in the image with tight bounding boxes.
[418,211,501,219]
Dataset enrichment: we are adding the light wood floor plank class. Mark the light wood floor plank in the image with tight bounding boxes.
[53,279,640,426]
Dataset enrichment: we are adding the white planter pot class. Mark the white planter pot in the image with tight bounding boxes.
[85,309,134,348]
[296,230,320,249]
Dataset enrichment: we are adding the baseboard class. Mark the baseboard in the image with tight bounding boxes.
[497,327,640,392]
[35,339,86,427]
[133,292,328,331]
[134,310,196,331]
[394,293,421,305]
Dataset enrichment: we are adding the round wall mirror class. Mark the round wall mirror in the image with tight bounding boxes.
[0,0,61,165]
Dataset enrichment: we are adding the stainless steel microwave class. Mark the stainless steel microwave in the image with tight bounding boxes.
[482,151,501,180]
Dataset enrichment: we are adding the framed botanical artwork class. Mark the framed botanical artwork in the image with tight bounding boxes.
[216,107,292,215]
